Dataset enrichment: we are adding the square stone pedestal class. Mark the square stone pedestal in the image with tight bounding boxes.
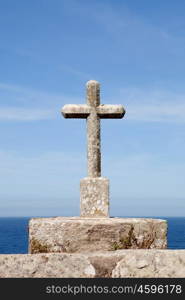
[80,177,109,217]
[29,217,167,254]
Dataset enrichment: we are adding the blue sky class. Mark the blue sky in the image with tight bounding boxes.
[0,0,185,216]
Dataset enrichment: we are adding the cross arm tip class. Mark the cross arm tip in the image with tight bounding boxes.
[97,105,126,119]
[61,104,90,118]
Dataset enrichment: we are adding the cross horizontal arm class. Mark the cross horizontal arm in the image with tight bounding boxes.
[97,105,125,119]
[61,104,90,118]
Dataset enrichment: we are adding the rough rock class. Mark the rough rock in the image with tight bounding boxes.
[111,250,185,278]
[0,253,95,278]
[0,250,185,278]
[29,217,167,254]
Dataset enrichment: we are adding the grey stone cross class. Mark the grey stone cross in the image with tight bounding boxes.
[62,80,125,217]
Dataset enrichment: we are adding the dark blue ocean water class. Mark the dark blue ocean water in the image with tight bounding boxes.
[0,217,185,254]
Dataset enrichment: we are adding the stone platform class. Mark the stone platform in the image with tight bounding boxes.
[29,217,167,254]
[0,250,185,278]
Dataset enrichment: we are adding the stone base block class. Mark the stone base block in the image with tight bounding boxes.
[1,250,185,278]
[80,177,109,217]
[29,217,167,254]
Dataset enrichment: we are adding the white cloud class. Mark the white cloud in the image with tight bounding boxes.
[117,87,185,123]
[1,82,185,123]
[0,149,185,216]
[0,107,55,121]
[104,152,185,200]
[127,103,185,122]
[0,150,85,197]
[0,81,83,105]
[0,82,63,106]
[0,82,82,121]
[0,150,85,216]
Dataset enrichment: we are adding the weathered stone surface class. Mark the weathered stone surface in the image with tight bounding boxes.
[111,250,185,278]
[0,250,185,278]
[29,217,167,254]
[80,177,109,217]
[61,80,125,217]
[62,104,90,118]
[0,254,95,278]
[96,105,124,118]
[86,80,101,178]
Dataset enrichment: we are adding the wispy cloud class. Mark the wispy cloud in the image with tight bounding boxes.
[59,65,93,80]
[127,103,185,123]
[0,107,55,121]
[0,82,62,106]
[0,149,85,196]
[104,152,185,200]
[117,87,185,123]
[0,149,85,215]
[0,82,82,121]
[1,82,185,123]
[0,82,58,121]
[71,0,185,60]
[1,149,185,216]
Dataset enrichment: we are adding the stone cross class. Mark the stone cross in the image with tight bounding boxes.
[61,80,125,217]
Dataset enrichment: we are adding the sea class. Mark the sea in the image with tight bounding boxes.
[0,217,185,254]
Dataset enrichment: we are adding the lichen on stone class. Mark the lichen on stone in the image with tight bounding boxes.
[30,238,51,254]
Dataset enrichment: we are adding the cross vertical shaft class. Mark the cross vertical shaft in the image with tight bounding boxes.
[86,81,101,177]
